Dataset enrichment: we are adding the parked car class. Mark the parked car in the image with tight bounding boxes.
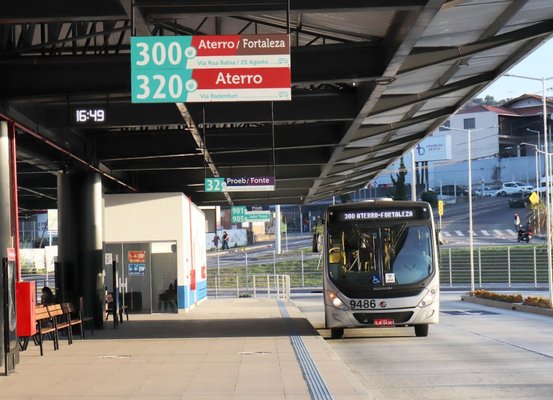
[509,191,531,208]
[474,185,500,197]
[536,177,553,193]
[431,185,469,196]
[497,181,534,196]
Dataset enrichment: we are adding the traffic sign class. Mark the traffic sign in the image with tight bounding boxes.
[529,191,540,205]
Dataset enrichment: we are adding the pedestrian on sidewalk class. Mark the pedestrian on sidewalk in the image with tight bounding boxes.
[513,212,521,229]
[222,231,230,250]
[212,233,220,250]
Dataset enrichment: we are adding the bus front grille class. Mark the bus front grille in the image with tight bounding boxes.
[353,311,413,324]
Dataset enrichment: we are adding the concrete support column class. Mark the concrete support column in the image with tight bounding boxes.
[58,172,104,327]
[275,205,281,255]
[0,121,11,257]
[0,121,11,366]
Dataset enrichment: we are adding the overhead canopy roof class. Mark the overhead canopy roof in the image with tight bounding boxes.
[2,0,553,210]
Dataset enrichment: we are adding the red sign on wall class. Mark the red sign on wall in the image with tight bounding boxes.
[128,250,146,263]
[7,247,16,262]
[190,269,196,291]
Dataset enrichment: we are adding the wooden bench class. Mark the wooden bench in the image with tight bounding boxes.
[34,305,58,356]
[105,292,128,324]
[61,302,85,340]
[47,304,73,346]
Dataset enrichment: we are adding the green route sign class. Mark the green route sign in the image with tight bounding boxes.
[204,177,225,192]
[231,206,271,223]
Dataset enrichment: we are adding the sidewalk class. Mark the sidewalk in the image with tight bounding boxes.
[2,298,366,399]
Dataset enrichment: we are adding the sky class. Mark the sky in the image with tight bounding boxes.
[478,37,553,101]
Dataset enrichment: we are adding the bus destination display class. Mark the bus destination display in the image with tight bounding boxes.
[337,209,418,222]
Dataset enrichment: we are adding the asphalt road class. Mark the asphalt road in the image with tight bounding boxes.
[438,196,539,246]
[293,291,553,400]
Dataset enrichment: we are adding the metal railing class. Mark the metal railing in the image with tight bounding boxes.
[209,245,551,291]
[208,248,323,289]
[439,246,550,289]
[209,273,291,301]
[20,245,552,303]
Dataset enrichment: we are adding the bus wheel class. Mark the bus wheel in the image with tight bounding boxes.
[414,324,429,337]
[331,328,344,339]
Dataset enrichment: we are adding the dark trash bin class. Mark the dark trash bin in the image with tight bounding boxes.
[247,230,255,245]
[124,291,142,312]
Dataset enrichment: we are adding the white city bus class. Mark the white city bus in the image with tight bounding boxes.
[323,200,439,338]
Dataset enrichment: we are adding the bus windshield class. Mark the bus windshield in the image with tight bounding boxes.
[327,224,433,293]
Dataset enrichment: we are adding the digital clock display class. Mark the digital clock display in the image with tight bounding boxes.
[74,108,106,123]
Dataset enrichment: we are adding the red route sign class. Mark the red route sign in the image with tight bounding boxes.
[128,250,146,263]
[191,34,289,56]
[192,67,290,89]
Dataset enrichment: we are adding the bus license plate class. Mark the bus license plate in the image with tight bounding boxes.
[374,318,394,326]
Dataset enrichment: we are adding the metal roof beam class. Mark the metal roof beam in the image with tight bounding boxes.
[306,0,446,202]
[137,0,426,17]
[351,106,456,144]
[0,1,127,23]
[401,19,553,73]
[370,73,494,116]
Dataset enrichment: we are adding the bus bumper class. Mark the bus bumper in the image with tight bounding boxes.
[325,291,439,329]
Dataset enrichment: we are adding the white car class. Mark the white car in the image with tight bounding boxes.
[536,177,553,193]
[474,185,500,197]
[497,181,534,196]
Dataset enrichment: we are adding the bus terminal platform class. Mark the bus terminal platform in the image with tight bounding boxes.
[1,298,366,399]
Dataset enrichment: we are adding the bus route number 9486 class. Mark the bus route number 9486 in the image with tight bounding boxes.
[350,299,377,309]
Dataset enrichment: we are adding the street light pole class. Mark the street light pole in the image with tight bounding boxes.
[411,147,417,201]
[505,73,553,307]
[542,77,553,307]
[467,128,475,292]
[440,125,491,292]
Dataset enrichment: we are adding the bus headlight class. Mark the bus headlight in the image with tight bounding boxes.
[327,290,348,310]
[418,287,438,307]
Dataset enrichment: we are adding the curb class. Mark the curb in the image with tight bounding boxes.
[461,295,553,317]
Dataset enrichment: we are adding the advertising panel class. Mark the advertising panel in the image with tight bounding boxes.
[414,135,452,161]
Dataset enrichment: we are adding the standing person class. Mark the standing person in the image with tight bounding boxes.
[212,233,220,250]
[513,213,521,229]
[222,231,230,250]
[41,286,55,305]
